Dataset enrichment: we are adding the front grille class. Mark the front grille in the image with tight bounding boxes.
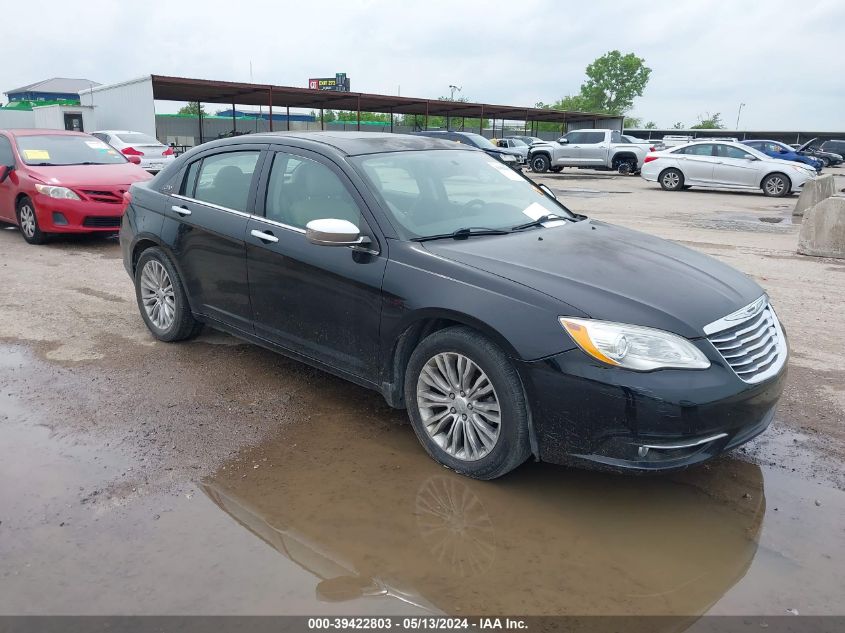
[707,301,784,383]
[79,189,125,204]
[82,216,122,228]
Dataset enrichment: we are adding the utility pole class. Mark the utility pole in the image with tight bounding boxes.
[735,102,746,130]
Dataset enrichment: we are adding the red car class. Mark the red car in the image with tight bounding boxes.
[0,129,152,244]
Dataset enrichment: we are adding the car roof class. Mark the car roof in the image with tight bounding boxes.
[3,128,91,137]
[199,131,471,156]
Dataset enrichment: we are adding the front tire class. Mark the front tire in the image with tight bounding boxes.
[530,154,550,173]
[404,326,531,480]
[658,168,684,191]
[16,197,47,245]
[821,157,830,168]
[762,173,791,197]
[134,247,203,342]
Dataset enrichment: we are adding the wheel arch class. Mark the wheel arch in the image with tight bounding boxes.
[760,171,791,190]
[380,308,520,409]
[611,151,638,166]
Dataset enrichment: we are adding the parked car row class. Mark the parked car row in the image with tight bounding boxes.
[411,130,526,168]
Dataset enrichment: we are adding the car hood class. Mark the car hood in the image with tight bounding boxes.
[423,219,763,338]
[25,163,152,187]
[796,138,818,153]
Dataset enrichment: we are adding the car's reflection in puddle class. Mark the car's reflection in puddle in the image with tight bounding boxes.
[202,405,764,617]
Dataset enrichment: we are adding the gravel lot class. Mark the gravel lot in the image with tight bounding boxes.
[1,167,844,616]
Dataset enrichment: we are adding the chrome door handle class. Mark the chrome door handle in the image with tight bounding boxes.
[251,229,279,243]
[171,205,191,216]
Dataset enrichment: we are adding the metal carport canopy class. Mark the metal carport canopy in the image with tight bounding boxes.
[149,74,615,123]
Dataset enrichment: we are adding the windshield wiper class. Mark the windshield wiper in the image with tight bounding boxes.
[412,227,512,242]
[511,214,569,231]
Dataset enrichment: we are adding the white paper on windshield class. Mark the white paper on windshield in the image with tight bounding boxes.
[521,202,548,220]
[85,140,110,149]
[486,160,523,181]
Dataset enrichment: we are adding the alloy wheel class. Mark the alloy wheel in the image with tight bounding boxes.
[140,260,176,331]
[765,176,785,196]
[19,204,36,238]
[416,352,501,461]
[662,172,680,188]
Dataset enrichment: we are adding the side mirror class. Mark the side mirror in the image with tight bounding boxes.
[127,155,142,165]
[557,138,568,144]
[538,183,557,200]
[0,164,12,183]
[306,218,371,249]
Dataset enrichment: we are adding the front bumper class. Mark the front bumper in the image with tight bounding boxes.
[32,192,124,232]
[516,340,787,472]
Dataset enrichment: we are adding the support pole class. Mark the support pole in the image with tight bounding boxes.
[390,108,394,133]
[268,88,273,132]
[424,102,429,131]
[320,107,324,131]
[198,101,203,145]
[286,106,290,131]
[357,95,361,131]
[479,105,484,135]
[232,102,236,136]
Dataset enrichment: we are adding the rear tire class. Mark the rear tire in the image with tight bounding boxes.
[658,168,684,191]
[404,326,531,480]
[761,173,791,197]
[530,154,550,173]
[16,197,47,245]
[134,247,203,342]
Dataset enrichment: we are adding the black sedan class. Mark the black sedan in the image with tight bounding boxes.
[120,132,787,479]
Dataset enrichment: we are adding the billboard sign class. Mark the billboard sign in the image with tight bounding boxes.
[308,73,350,92]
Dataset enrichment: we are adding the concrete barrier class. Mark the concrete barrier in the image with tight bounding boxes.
[793,174,836,217]
[797,197,845,259]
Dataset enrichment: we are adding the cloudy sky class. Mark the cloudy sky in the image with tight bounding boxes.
[5,0,844,130]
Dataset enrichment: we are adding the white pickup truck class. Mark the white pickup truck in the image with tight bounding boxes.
[527,129,650,174]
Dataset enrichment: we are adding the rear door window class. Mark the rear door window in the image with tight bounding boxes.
[193,151,261,212]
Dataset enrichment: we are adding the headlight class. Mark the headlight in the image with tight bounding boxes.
[35,184,80,200]
[560,317,710,370]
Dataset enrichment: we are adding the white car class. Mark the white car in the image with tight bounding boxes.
[640,141,815,197]
[91,130,175,173]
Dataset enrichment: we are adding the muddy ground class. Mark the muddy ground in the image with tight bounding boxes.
[1,170,844,618]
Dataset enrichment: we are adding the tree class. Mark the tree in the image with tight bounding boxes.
[644,121,657,129]
[177,102,207,116]
[690,112,725,129]
[624,116,642,128]
[672,121,685,129]
[578,50,652,114]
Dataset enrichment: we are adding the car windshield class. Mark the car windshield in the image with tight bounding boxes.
[16,134,127,166]
[353,149,573,240]
[459,133,497,150]
[509,138,528,147]
[115,132,161,145]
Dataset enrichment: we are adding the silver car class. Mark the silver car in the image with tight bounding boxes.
[640,141,815,197]
[91,130,176,174]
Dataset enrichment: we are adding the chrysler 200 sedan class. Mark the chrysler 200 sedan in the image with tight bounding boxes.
[121,132,787,479]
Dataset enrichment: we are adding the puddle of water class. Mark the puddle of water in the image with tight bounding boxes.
[2,388,843,619]
[1,345,843,619]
